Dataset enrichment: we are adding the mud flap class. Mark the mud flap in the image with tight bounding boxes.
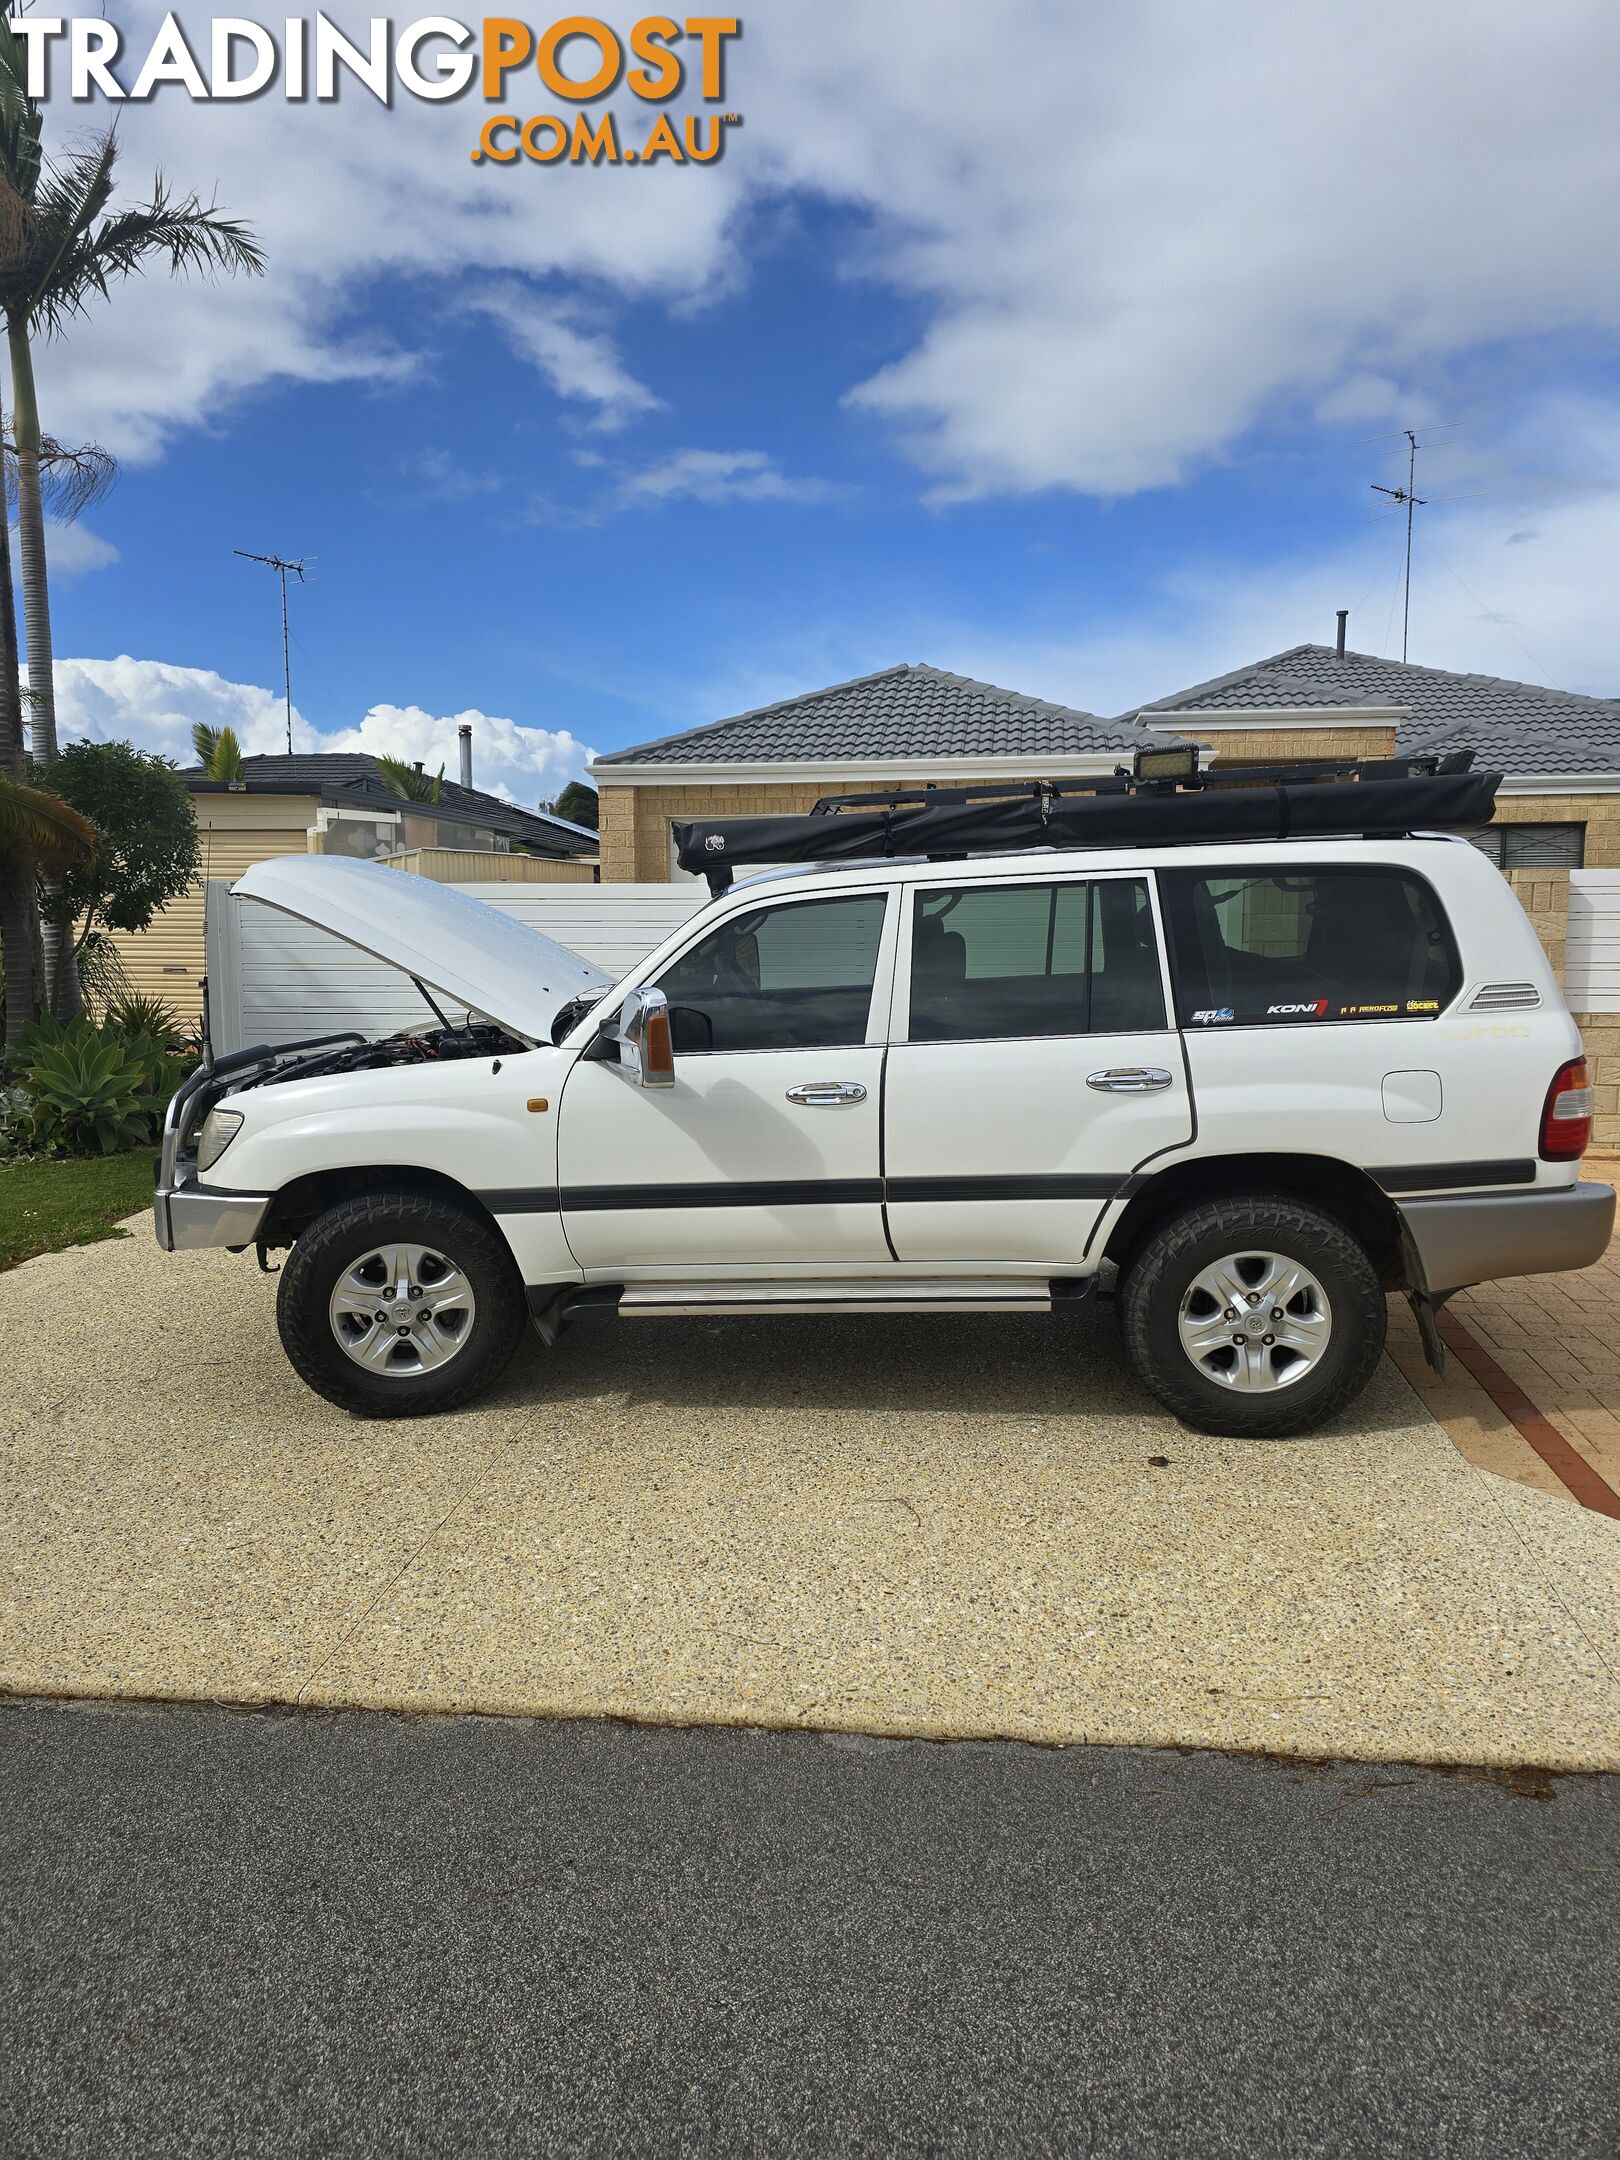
[527,1283,620,1344]
[1398,1214,1449,1379]
[1407,1289,1449,1379]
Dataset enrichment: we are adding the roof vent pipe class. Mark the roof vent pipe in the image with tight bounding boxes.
[458,723,473,788]
[1335,609,1348,657]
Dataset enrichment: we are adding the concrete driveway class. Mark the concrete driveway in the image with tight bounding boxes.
[5,1218,1620,1769]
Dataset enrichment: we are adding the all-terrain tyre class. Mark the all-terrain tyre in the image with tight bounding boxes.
[277,1190,528,1417]
[1118,1193,1386,1438]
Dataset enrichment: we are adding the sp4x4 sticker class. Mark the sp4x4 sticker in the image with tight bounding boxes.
[1190,1008,1236,1024]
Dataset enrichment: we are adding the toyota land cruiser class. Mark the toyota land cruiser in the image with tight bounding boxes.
[153,759,1616,1438]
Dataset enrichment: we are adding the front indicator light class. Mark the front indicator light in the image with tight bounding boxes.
[197,1108,244,1172]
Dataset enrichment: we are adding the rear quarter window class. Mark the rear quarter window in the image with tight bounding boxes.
[1158,864,1462,1028]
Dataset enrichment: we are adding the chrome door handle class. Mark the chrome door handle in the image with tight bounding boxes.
[1086,1066,1174,1093]
[785,1081,868,1107]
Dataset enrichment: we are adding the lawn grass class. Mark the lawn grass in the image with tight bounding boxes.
[0,1151,154,1272]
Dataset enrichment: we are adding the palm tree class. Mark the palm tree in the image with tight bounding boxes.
[0,768,95,860]
[0,764,94,1045]
[0,20,263,1016]
[191,722,245,780]
[0,429,118,1028]
[376,754,445,805]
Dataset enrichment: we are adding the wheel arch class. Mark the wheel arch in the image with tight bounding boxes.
[258,1164,504,1251]
[1104,1153,1407,1290]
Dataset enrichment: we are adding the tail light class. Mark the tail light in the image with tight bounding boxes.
[1540,1057,1594,1160]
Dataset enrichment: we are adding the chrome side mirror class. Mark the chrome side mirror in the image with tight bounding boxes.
[604,986,675,1088]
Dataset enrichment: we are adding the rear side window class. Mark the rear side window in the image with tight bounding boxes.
[1159,865,1461,1028]
[655,892,887,1052]
[908,877,1166,1042]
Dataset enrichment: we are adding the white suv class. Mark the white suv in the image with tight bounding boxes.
[154,797,1614,1438]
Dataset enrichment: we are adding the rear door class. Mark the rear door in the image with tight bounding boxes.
[883,871,1193,1265]
[1156,860,1485,1183]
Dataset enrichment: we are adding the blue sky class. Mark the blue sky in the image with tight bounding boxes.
[34,0,1620,801]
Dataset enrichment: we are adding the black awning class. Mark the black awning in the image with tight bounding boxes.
[671,766,1501,893]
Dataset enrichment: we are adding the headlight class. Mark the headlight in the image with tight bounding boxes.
[196,1108,244,1172]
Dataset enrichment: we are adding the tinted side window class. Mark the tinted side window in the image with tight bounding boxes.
[908,878,1165,1043]
[1159,866,1461,1027]
[655,892,887,1052]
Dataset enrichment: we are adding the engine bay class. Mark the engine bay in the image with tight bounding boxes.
[235,1020,527,1092]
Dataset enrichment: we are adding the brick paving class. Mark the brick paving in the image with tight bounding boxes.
[1387,1154,1620,1508]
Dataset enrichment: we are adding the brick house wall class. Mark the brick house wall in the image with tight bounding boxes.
[1499,868,1620,1149]
[1200,722,1399,763]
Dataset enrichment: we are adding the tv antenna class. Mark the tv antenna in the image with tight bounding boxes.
[1370,430,1427,662]
[234,549,309,754]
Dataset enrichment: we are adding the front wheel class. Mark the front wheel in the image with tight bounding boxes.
[1118,1195,1386,1437]
[276,1191,528,1417]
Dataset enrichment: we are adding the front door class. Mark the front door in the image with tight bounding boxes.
[883,871,1193,1265]
[557,886,896,1271]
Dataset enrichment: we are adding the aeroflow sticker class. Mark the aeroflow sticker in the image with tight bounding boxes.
[1338,1002,1399,1017]
[1190,1008,1236,1024]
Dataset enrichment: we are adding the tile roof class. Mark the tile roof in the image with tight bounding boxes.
[594,663,1159,766]
[181,753,597,854]
[1126,645,1620,776]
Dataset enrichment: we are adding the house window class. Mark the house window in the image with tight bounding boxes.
[1471,823,1585,870]
[317,811,400,860]
[434,820,501,851]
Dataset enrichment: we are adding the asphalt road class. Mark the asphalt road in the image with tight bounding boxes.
[2,1702,1617,2159]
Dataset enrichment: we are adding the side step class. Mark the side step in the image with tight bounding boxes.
[616,1279,1075,1319]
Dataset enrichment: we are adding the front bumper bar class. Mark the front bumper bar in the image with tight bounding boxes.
[153,1178,271,1253]
[1399,1179,1615,1296]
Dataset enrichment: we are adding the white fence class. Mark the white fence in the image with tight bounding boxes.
[204,881,704,1053]
[1566,870,1620,1013]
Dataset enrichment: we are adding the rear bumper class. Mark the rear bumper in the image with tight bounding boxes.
[153,1177,271,1253]
[1398,1179,1615,1296]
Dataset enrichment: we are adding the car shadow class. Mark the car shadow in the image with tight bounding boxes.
[479,1303,1424,1440]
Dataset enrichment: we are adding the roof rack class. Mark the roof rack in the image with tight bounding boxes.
[672,745,1498,896]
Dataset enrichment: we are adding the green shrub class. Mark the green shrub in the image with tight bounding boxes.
[0,1084,36,1157]
[18,1014,191,1150]
[21,1021,153,1156]
[105,991,188,1052]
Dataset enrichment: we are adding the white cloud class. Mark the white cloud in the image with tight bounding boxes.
[322,702,594,796]
[48,657,595,802]
[50,656,290,758]
[30,2,739,461]
[27,0,1618,512]
[465,286,664,430]
[615,447,836,505]
[751,0,1620,499]
[36,521,120,577]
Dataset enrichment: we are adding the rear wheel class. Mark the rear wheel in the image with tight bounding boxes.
[1118,1195,1386,1437]
[277,1191,527,1417]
